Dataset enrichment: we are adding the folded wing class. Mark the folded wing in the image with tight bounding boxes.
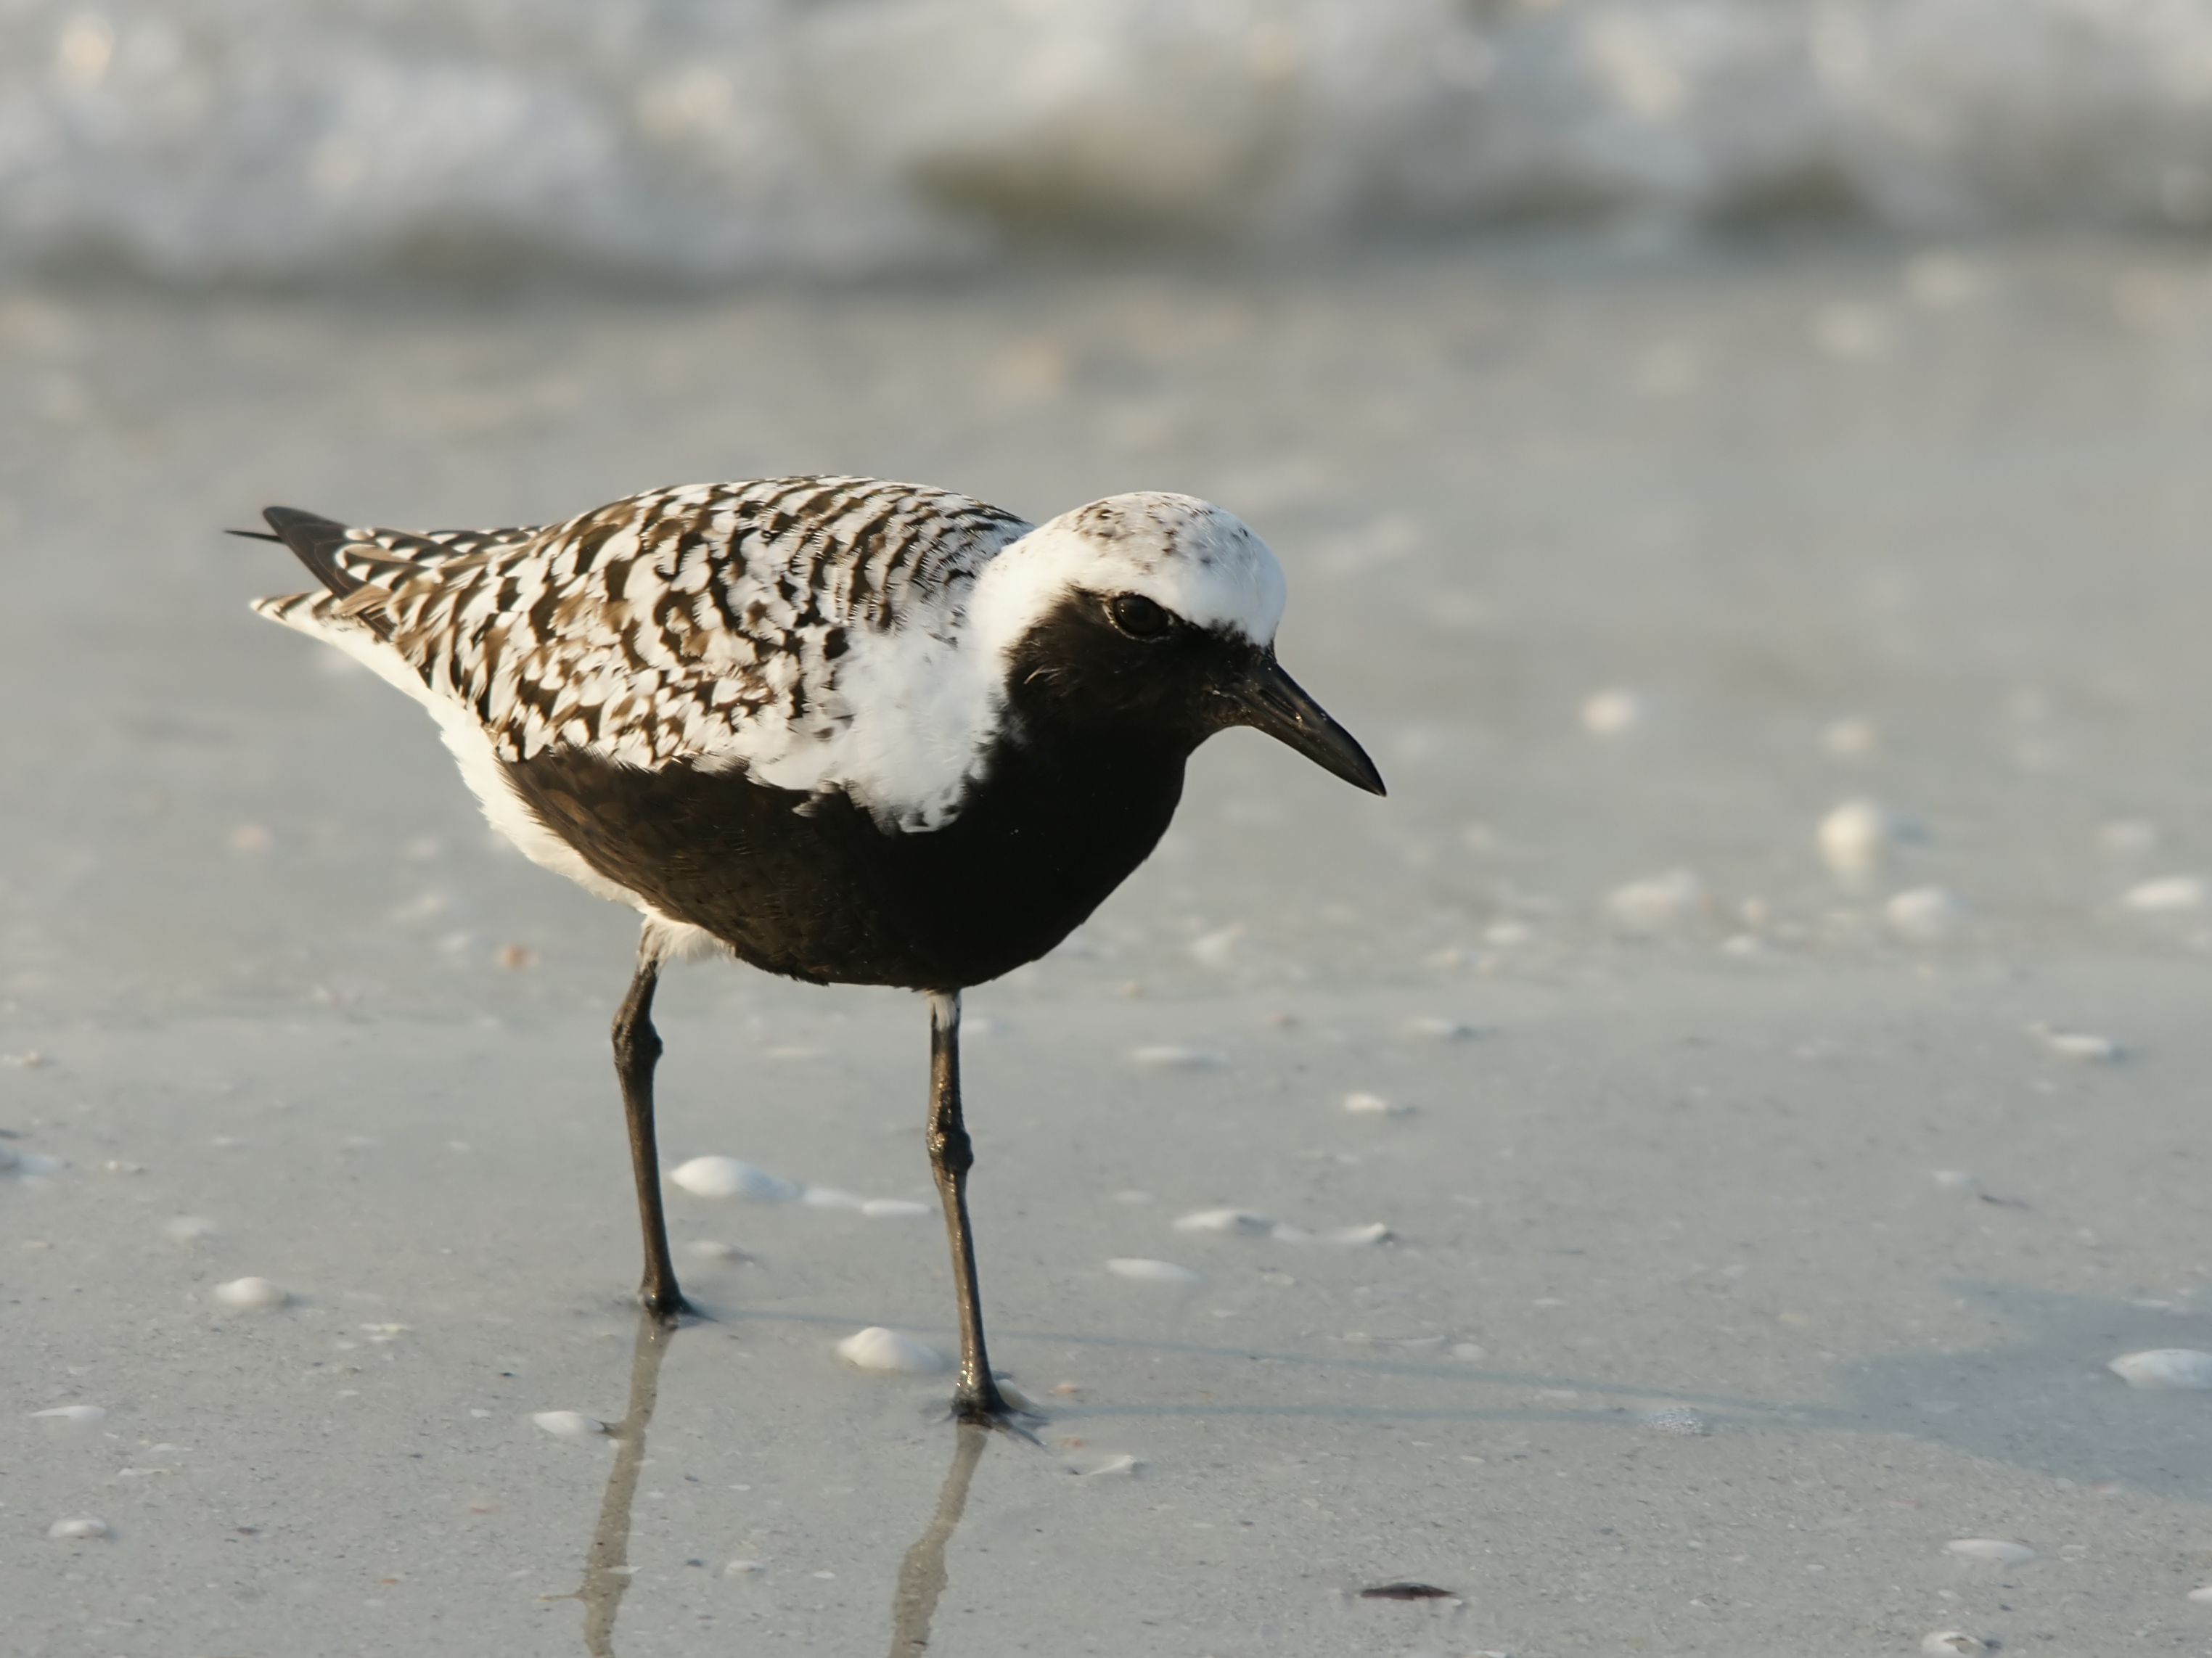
[252,476,1033,788]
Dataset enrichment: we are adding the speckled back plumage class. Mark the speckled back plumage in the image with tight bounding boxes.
[253,475,1031,784]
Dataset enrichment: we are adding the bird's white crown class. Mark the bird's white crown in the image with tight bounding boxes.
[968,492,1287,660]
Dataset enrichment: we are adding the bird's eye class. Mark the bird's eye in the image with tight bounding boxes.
[1107,593,1172,640]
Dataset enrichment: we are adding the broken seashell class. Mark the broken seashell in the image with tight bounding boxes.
[669,1157,801,1202]
[1944,1538,2035,1564]
[2108,1349,2212,1390]
[212,1277,288,1311]
[531,1411,607,1439]
[835,1327,947,1374]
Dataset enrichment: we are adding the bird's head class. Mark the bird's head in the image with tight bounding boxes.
[972,492,1385,795]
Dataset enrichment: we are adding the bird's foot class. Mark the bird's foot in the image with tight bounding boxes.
[638,1286,697,1326]
[949,1381,1044,1442]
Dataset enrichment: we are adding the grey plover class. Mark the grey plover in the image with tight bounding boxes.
[245,475,1383,1425]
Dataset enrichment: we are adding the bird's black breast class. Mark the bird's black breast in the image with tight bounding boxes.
[501,723,1187,991]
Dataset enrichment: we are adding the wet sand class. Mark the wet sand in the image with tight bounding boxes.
[9,243,2212,1654]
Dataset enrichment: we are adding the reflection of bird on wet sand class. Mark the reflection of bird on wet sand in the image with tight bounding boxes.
[888,1426,991,1658]
[549,1308,991,1657]
[542,1312,672,1658]
[247,476,1382,1428]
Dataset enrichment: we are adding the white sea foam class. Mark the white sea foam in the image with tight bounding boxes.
[10,1,2212,285]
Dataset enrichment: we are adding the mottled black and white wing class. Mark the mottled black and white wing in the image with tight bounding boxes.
[253,476,1033,826]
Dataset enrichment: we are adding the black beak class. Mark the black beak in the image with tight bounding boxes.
[1222,653,1387,797]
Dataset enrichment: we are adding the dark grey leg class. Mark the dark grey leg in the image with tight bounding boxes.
[613,933,689,1322]
[926,990,1012,1422]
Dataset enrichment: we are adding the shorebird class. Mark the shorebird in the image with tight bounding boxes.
[244,476,1383,1425]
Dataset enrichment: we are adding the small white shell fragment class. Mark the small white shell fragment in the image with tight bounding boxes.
[1327,1223,1393,1247]
[800,1186,866,1210]
[163,1215,217,1243]
[1128,1046,1227,1070]
[1885,886,1965,943]
[835,1327,948,1374]
[1819,798,1906,880]
[213,1276,289,1311]
[994,1377,1036,1412]
[1581,689,1644,736]
[31,1405,107,1423]
[1343,1092,1413,1117]
[531,1411,607,1439]
[1173,1209,1277,1236]
[1605,869,1705,932]
[1641,1406,1709,1436]
[47,1515,108,1540]
[669,1157,801,1203]
[2187,1585,2212,1604]
[685,1239,753,1261]
[1945,1538,2035,1564]
[2030,1024,2122,1062]
[1075,1453,1142,1478]
[861,1199,932,1220]
[1189,924,1245,968]
[2099,818,2161,853]
[1106,1257,1202,1286]
[2123,874,2207,913]
[1822,716,1877,758]
[1399,1015,1476,1040]
[724,1559,767,1577]
[1920,1633,1988,1655]
[2107,1348,2212,1390]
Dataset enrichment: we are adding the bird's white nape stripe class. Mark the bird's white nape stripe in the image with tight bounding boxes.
[967,493,1287,664]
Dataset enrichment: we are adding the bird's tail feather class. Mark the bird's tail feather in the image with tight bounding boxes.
[242,506,395,640]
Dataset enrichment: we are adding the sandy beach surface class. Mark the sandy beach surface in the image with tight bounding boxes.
[8,242,2212,1655]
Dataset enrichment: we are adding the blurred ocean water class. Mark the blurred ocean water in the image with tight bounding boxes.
[9,0,2212,285]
